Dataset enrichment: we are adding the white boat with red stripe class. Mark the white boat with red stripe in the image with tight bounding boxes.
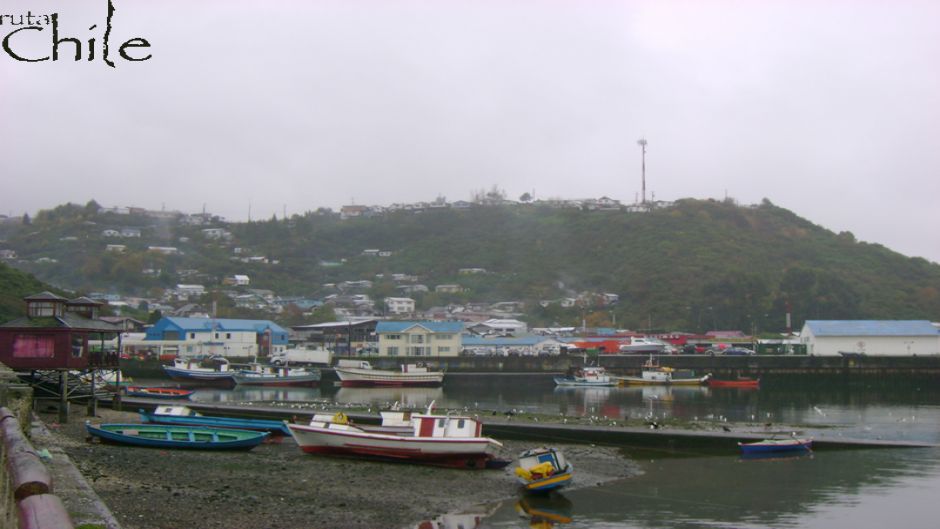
[287,402,503,469]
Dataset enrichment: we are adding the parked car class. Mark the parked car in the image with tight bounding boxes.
[723,347,755,356]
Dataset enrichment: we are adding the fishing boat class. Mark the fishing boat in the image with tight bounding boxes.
[738,437,813,455]
[85,422,268,450]
[124,386,195,400]
[162,356,235,386]
[231,364,321,387]
[514,447,573,492]
[139,405,292,435]
[553,366,616,387]
[616,355,710,386]
[334,360,444,387]
[287,403,503,468]
[708,377,760,389]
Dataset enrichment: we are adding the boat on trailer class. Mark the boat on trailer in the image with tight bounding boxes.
[85,422,268,450]
[139,405,292,435]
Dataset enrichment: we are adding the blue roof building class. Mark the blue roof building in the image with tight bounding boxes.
[145,317,289,358]
[800,320,939,356]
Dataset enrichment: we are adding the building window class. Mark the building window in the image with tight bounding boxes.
[215,333,219,339]
[386,334,401,340]
[436,334,453,340]
[226,333,231,339]
[71,336,83,358]
[410,335,424,344]
[437,346,450,354]
[12,334,55,358]
[190,333,196,339]
[28,301,61,317]
[387,346,399,356]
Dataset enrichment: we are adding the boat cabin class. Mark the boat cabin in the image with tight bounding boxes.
[412,414,483,438]
[0,292,121,370]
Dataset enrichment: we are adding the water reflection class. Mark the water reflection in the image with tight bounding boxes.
[479,448,940,529]
[190,385,322,403]
[514,494,573,527]
[414,504,498,529]
[334,386,444,408]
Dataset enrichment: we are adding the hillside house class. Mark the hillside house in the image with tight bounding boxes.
[435,284,463,294]
[147,246,179,255]
[223,275,250,286]
[468,318,528,336]
[800,320,940,356]
[101,229,120,237]
[105,244,126,253]
[144,317,289,358]
[120,228,141,237]
[175,284,206,299]
[376,321,463,357]
[385,297,415,315]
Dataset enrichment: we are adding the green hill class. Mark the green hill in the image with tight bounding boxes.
[2,199,939,332]
[0,262,56,323]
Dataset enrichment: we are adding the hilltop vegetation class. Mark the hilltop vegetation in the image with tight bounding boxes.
[0,262,55,323]
[1,199,938,332]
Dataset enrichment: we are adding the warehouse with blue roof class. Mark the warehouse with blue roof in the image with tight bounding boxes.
[800,320,940,356]
[144,316,289,358]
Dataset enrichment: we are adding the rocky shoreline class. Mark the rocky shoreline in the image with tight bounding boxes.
[34,407,639,529]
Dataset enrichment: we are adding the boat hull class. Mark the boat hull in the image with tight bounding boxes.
[553,377,616,387]
[86,423,268,450]
[162,366,235,386]
[708,379,760,388]
[617,376,708,386]
[125,386,194,400]
[738,438,812,454]
[140,410,292,436]
[334,367,443,387]
[287,423,501,469]
[523,471,573,492]
[231,373,321,387]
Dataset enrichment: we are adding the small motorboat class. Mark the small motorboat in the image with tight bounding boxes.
[231,364,321,387]
[124,386,195,400]
[85,422,268,450]
[334,360,444,387]
[708,377,760,389]
[162,356,235,386]
[514,447,573,492]
[139,405,292,435]
[738,437,813,455]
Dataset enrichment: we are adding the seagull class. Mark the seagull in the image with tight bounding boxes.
[722,426,731,432]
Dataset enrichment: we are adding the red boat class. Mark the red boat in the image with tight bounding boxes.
[708,377,760,389]
[125,386,195,400]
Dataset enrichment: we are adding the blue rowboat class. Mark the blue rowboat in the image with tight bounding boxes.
[85,423,267,450]
[738,437,812,455]
[139,405,292,436]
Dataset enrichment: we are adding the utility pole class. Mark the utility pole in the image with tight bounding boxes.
[637,138,648,204]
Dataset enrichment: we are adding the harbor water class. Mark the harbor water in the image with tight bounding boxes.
[152,375,940,528]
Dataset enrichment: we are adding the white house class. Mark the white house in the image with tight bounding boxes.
[469,318,528,336]
[385,297,415,315]
[800,320,940,356]
[105,244,127,253]
[224,275,250,286]
[148,246,179,255]
[175,284,206,299]
[375,321,463,357]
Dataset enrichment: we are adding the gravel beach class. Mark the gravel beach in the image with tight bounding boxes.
[36,406,639,529]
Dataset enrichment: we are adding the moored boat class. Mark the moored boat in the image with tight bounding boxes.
[616,355,709,386]
[553,366,616,387]
[334,360,444,387]
[708,377,760,389]
[162,356,235,386]
[139,405,292,435]
[231,364,321,387]
[125,386,195,400]
[287,403,503,469]
[738,437,813,455]
[514,447,573,492]
[85,422,268,450]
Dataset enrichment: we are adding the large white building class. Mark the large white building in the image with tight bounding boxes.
[385,297,415,315]
[375,321,463,357]
[800,320,940,356]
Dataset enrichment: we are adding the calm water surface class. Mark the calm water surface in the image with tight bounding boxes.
[158,375,940,528]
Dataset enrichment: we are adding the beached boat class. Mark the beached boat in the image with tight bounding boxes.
[124,386,195,400]
[334,360,444,387]
[738,437,813,455]
[231,364,321,387]
[287,404,503,468]
[139,405,292,435]
[616,355,710,386]
[708,377,760,389]
[85,422,268,450]
[162,356,235,386]
[514,447,573,492]
[553,366,617,387]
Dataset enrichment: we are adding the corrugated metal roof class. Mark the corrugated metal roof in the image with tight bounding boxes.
[376,321,464,333]
[461,335,552,346]
[164,317,288,334]
[804,320,939,337]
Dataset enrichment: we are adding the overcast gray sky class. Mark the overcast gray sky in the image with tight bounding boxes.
[2,0,938,263]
